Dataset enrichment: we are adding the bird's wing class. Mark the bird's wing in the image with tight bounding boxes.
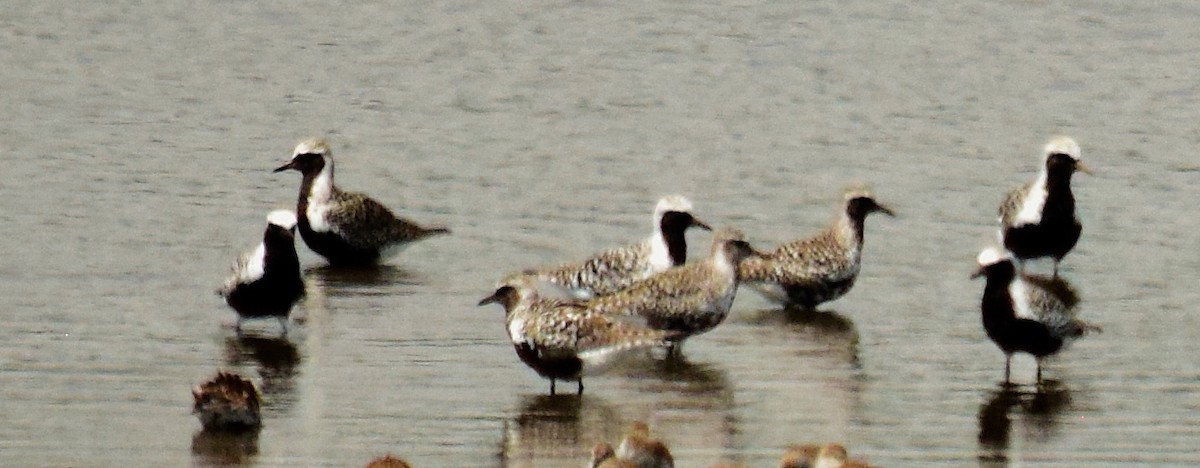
[327,191,426,248]
[998,184,1027,227]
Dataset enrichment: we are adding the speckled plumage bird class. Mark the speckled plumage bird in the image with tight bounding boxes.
[812,444,875,468]
[274,138,449,266]
[997,136,1091,276]
[973,247,1100,384]
[219,209,305,334]
[192,372,262,431]
[738,186,893,310]
[779,443,821,468]
[590,442,638,468]
[478,277,675,395]
[521,195,711,299]
[615,421,675,468]
[364,455,413,468]
[586,227,758,351]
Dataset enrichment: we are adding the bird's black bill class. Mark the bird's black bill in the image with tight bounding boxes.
[477,294,499,306]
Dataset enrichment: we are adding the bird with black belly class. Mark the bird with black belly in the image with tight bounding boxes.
[998,136,1092,276]
[274,138,449,266]
[478,277,676,395]
[219,209,305,335]
[973,246,1099,384]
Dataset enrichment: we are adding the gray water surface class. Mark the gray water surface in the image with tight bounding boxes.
[3,1,1199,466]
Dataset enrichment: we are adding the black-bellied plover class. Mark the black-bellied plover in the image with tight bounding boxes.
[997,136,1091,276]
[192,372,262,431]
[274,138,449,266]
[521,195,710,299]
[973,247,1099,383]
[615,421,675,468]
[478,277,675,395]
[586,227,758,352]
[739,185,893,310]
[219,209,305,334]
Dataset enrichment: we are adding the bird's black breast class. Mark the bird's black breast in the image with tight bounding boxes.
[297,217,382,266]
[513,343,582,380]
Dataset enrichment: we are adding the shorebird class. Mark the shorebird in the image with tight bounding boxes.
[274,138,449,266]
[998,136,1091,276]
[973,246,1100,383]
[615,421,675,468]
[590,442,638,468]
[478,277,675,395]
[364,455,413,468]
[521,195,711,299]
[779,444,821,468]
[586,227,758,352]
[219,209,305,334]
[192,372,262,431]
[813,444,874,468]
[739,185,893,310]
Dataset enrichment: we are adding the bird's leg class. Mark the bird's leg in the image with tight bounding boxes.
[1004,355,1012,385]
[1036,358,1043,383]
[576,379,584,396]
[550,379,556,396]
[278,317,289,337]
[235,318,244,337]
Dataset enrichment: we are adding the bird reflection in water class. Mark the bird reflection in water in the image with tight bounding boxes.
[223,335,301,406]
[191,427,260,466]
[306,264,421,296]
[747,307,862,368]
[624,353,733,397]
[498,394,623,467]
[977,381,1073,465]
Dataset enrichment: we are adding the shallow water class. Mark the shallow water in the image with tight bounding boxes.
[2,1,1199,466]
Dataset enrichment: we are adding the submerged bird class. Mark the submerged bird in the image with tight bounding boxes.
[590,443,637,468]
[739,185,894,310]
[997,136,1091,276]
[478,277,675,395]
[192,372,262,431]
[615,421,675,468]
[973,246,1100,383]
[779,444,821,468]
[813,444,874,468]
[219,209,305,334]
[780,443,874,468]
[520,195,711,299]
[364,455,413,468]
[587,227,758,351]
[274,138,449,266]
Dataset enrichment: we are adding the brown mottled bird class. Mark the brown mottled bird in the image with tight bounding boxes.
[520,195,711,299]
[590,442,638,468]
[274,138,449,266]
[191,372,261,431]
[587,227,759,352]
[814,443,875,468]
[739,185,893,310]
[615,421,674,468]
[479,277,675,395]
[364,455,413,468]
[997,136,1091,277]
[779,443,821,468]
